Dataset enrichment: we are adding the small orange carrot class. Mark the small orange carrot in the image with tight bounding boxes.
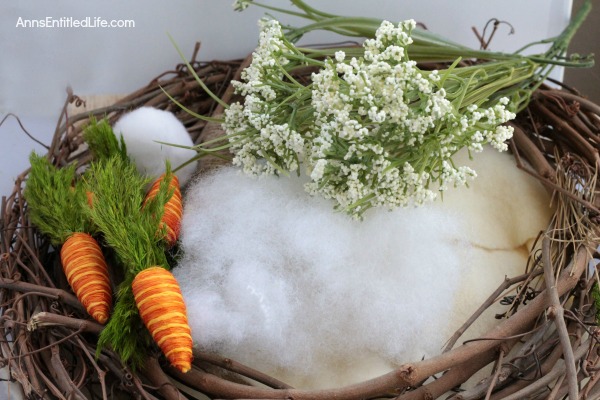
[131,266,193,373]
[60,232,112,324]
[69,186,94,208]
[144,174,183,247]
[85,191,94,208]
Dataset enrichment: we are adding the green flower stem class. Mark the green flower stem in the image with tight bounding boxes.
[459,63,536,108]
[345,192,377,211]
[167,33,229,109]
[242,0,593,68]
[289,0,336,19]
[161,88,224,123]
[546,0,592,57]
[275,0,470,48]
[285,17,394,42]
[237,0,310,19]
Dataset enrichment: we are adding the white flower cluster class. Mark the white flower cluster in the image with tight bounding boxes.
[224,18,517,217]
[224,19,305,176]
[306,20,515,215]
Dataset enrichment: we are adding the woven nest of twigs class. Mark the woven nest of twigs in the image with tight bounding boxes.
[2,47,600,400]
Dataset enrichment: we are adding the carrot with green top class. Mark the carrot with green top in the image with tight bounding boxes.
[85,156,193,371]
[144,174,183,247]
[24,154,112,324]
[85,117,183,248]
[132,266,192,372]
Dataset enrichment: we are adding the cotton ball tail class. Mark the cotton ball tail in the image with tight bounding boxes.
[112,107,197,185]
[175,167,468,389]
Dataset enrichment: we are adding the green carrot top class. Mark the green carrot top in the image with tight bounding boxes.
[83,117,129,163]
[83,155,175,368]
[83,155,171,275]
[24,153,93,245]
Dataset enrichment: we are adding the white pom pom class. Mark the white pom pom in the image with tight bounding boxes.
[112,107,197,185]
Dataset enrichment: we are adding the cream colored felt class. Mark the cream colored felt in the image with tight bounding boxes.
[440,147,552,344]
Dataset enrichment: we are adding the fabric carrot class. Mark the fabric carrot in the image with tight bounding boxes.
[86,191,94,208]
[85,156,193,371]
[70,186,94,208]
[24,153,113,324]
[85,117,182,247]
[144,174,183,247]
[132,266,192,373]
[60,232,112,324]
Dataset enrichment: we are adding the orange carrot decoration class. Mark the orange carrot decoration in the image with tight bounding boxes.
[86,191,95,208]
[144,174,183,247]
[60,232,112,324]
[85,156,193,371]
[24,153,113,325]
[131,266,193,373]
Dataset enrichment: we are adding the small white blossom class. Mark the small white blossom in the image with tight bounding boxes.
[335,51,346,62]
[310,159,327,181]
[488,125,514,151]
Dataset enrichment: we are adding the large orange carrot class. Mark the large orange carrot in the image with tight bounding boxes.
[144,174,183,247]
[60,232,112,324]
[131,266,192,373]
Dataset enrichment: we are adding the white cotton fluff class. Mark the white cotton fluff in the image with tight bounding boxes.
[112,107,197,185]
[175,147,553,390]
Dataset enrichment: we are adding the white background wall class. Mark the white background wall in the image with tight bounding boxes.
[1,0,572,118]
[0,0,575,200]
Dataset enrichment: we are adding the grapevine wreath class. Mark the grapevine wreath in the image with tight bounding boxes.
[2,1,600,399]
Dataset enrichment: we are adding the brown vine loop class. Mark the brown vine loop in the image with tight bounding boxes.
[1,49,599,400]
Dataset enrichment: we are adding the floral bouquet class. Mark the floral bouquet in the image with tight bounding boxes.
[173,0,593,217]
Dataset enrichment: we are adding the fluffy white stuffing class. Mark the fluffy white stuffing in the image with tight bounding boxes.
[112,107,197,185]
[176,166,472,388]
[175,147,553,389]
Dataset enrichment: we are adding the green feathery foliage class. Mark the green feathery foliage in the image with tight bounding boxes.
[592,283,600,324]
[83,156,172,274]
[24,153,92,245]
[96,278,151,368]
[83,118,154,366]
[84,155,175,367]
[83,117,128,162]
